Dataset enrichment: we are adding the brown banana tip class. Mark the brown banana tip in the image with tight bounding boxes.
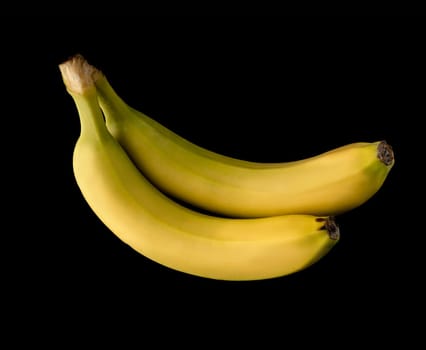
[323,216,340,241]
[377,140,394,166]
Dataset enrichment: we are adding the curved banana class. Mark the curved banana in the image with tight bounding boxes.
[60,55,339,281]
[90,63,395,218]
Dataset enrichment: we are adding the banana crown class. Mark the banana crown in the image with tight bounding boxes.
[59,54,97,95]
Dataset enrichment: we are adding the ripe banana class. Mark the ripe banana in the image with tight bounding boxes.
[60,55,339,281]
[89,63,395,218]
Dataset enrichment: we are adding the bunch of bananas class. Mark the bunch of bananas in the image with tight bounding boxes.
[59,54,394,281]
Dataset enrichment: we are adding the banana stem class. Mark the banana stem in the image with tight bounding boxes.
[71,91,108,138]
[59,55,107,139]
[92,69,131,120]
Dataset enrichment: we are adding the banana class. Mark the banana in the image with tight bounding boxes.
[60,55,339,281]
[89,62,395,218]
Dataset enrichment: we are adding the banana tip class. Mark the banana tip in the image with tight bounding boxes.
[377,140,394,166]
[325,217,340,241]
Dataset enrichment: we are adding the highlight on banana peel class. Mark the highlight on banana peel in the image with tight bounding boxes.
[59,54,394,281]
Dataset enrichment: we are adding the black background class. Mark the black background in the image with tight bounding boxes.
[2,17,423,343]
